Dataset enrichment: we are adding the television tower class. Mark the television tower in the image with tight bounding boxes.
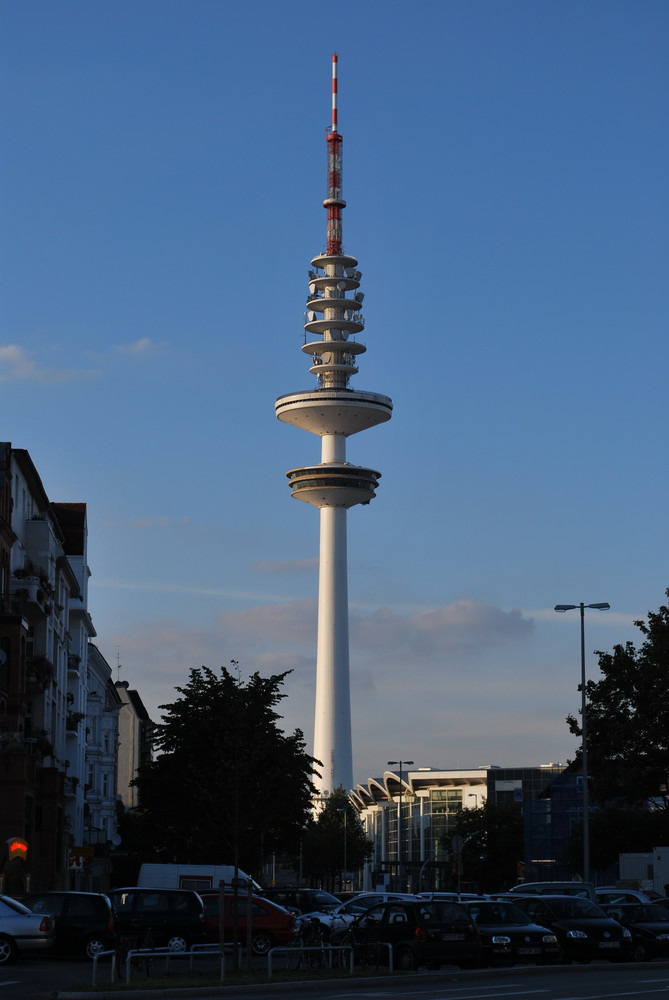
[275,54,392,795]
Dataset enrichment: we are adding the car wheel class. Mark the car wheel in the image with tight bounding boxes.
[251,931,273,956]
[395,945,416,971]
[84,936,107,960]
[0,935,17,965]
[633,944,647,962]
[167,935,188,952]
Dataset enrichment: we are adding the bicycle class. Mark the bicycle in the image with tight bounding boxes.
[116,926,156,980]
[296,917,330,969]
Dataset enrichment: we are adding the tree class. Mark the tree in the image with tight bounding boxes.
[450,802,524,892]
[565,807,669,874]
[567,590,669,807]
[301,786,372,890]
[131,664,317,875]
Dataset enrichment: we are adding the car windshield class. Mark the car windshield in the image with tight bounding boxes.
[469,902,529,923]
[548,898,604,919]
[422,903,468,922]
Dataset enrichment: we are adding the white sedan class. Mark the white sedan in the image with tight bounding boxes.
[0,894,55,964]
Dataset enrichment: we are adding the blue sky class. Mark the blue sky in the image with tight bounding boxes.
[2,0,667,787]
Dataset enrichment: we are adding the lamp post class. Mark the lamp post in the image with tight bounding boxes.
[337,807,348,890]
[554,602,610,883]
[387,759,414,890]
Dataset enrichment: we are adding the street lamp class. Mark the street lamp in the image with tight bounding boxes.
[387,759,414,891]
[554,602,610,883]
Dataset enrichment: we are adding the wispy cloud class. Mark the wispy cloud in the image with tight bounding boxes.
[353,601,533,657]
[101,597,550,778]
[0,344,100,383]
[125,517,192,529]
[114,337,168,356]
[250,557,319,574]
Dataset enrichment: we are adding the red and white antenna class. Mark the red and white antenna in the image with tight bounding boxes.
[324,51,345,255]
[331,51,339,133]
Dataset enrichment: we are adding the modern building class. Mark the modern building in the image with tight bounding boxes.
[351,764,565,892]
[275,54,392,796]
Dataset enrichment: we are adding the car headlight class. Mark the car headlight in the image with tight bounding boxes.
[622,929,632,938]
[565,929,588,939]
[491,935,511,945]
[542,934,558,943]
[655,934,669,940]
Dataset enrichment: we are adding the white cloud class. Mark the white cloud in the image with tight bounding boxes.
[114,337,168,356]
[353,600,533,657]
[0,344,100,383]
[101,595,572,782]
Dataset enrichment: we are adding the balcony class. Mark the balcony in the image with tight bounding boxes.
[25,655,54,692]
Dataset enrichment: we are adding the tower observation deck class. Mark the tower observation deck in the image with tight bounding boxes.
[275,54,392,795]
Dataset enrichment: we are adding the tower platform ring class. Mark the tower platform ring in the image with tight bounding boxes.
[275,390,392,436]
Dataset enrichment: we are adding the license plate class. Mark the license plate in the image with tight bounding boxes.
[441,933,465,941]
[517,947,540,954]
[598,941,620,948]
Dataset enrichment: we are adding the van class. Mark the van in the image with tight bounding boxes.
[137,863,260,892]
[21,890,116,960]
[108,887,206,951]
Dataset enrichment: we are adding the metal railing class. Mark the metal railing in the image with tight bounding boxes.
[268,944,354,978]
[91,942,241,985]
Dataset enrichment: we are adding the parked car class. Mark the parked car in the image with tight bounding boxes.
[21,890,116,960]
[342,899,482,970]
[506,881,596,901]
[0,894,55,965]
[199,891,296,955]
[516,895,632,963]
[332,891,365,903]
[461,899,562,966]
[417,892,484,903]
[309,893,419,939]
[601,903,669,961]
[260,887,340,915]
[596,887,659,906]
[108,887,206,952]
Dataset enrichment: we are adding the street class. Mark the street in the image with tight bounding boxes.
[3,957,669,1000]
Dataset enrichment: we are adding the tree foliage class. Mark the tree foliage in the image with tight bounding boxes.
[567,590,669,807]
[565,807,669,874]
[301,786,372,891]
[450,802,524,892]
[131,664,317,875]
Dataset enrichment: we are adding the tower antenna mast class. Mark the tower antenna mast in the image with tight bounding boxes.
[325,52,345,256]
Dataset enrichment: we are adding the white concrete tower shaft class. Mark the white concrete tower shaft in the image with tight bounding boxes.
[275,54,392,795]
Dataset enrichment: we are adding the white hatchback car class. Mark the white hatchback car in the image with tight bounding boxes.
[301,892,419,941]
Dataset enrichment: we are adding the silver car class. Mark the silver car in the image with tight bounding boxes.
[0,894,55,964]
[300,892,419,941]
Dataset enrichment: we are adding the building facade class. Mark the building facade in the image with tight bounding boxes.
[351,764,565,893]
[115,681,153,811]
[0,444,122,891]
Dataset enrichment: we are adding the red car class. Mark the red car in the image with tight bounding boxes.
[199,892,296,955]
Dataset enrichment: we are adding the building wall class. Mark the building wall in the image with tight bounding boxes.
[0,445,121,891]
[115,681,153,810]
